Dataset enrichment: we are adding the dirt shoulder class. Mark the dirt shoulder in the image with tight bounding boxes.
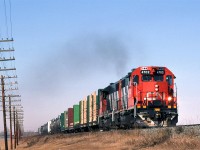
[5,126,200,150]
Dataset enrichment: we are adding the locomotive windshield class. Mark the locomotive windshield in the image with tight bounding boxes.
[154,75,164,81]
[166,75,173,85]
[142,75,152,81]
[142,75,164,82]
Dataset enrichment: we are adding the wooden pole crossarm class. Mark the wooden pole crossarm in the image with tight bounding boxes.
[0,38,14,42]
[0,68,16,71]
[0,57,15,61]
[0,48,15,52]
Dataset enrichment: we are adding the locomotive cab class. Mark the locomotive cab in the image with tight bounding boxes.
[131,66,178,127]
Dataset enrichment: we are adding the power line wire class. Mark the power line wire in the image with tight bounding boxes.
[3,0,9,39]
[8,0,13,39]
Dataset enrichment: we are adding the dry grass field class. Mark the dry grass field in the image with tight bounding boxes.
[1,126,200,150]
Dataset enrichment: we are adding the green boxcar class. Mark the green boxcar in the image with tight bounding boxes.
[60,111,68,132]
[79,100,83,126]
[60,113,65,132]
[73,104,80,128]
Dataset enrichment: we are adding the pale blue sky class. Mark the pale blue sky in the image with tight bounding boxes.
[1,0,200,130]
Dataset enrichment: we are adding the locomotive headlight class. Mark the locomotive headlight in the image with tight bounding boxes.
[168,96,172,101]
[144,97,147,100]
[155,85,159,88]
[155,88,159,91]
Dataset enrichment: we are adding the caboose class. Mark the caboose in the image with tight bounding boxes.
[98,66,178,129]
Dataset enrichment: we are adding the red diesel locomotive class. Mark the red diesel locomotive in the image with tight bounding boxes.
[40,66,178,134]
[98,66,178,129]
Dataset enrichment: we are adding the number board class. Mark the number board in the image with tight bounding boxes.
[156,70,165,75]
[141,70,150,74]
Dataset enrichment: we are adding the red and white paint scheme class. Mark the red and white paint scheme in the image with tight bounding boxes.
[99,66,178,128]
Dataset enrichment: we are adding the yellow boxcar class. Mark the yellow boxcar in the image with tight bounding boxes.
[83,98,87,125]
[92,91,98,124]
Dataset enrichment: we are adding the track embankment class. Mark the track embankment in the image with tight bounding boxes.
[9,125,200,150]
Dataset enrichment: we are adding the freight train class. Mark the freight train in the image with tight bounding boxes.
[39,66,178,134]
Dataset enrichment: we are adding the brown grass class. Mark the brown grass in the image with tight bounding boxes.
[1,126,200,150]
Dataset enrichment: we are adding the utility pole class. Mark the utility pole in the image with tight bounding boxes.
[19,125,22,140]
[0,1,24,147]
[16,111,19,145]
[0,79,20,149]
[9,96,13,149]
[1,75,8,150]
[13,106,16,149]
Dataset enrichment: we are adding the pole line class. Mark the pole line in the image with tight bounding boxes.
[13,106,16,149]
[16,111,19,145]
[1,75,8,150]
[9,96,13,149]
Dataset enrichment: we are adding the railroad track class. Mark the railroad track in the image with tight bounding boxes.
[38,124,200,136]
[176,124,200,127]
